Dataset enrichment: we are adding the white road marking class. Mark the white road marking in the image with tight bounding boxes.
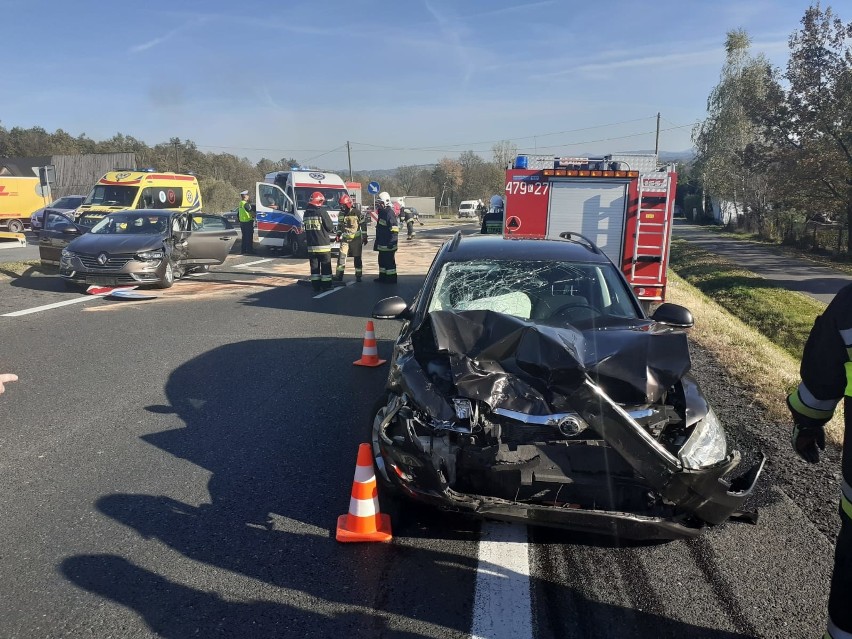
[471,521,532,639]
[1,296,102,317]
[313,281,355,299]
[234,258,274,268]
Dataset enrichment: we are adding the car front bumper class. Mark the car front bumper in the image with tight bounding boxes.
[60,254,167,286]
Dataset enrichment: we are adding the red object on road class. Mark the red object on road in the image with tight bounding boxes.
[504,154,677,306]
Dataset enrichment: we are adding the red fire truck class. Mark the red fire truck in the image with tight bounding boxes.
[503,154,677,309]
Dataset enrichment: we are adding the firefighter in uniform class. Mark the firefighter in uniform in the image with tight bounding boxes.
[481,194,505,235]
[303,191,335,291]
[374,191,398,283]
[786,282,852,639]
[334,193,367,282]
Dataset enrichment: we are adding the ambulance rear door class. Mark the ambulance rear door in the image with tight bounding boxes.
[255,182,297,248]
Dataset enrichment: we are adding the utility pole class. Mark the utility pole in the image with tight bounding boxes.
[654,112,661,156]
[346,141,352,181]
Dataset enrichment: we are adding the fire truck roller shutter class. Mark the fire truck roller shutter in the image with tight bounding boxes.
[546,181,628,265]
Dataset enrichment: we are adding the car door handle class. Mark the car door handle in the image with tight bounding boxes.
[220,236,232,240]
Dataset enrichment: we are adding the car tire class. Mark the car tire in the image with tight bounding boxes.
[156,262,175,289]
[288,232,305,258]
[7,219,24,234]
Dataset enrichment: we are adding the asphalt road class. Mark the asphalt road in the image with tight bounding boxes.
[0,225,839,638]
[673,223,850,304]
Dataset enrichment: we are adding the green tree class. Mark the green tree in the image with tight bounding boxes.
[693,29,773,231]
[751,4,852,251]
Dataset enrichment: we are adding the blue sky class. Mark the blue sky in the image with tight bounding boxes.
[1,0,822,170]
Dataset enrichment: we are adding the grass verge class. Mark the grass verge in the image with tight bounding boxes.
[0,260,43,279]
[666,255,844,445]
[669,238,826,361]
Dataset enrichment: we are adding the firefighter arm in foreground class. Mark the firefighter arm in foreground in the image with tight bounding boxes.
[787,288,851,462]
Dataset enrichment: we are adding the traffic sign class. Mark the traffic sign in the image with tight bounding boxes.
[367,181,380,194]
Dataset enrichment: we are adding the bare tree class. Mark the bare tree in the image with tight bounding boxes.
[491,140,518,170]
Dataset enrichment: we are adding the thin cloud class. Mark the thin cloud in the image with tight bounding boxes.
[462,0,556,20]
[130,25,190,53]
[423,0,476,85]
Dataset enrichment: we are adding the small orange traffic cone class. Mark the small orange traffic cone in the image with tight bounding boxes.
[353,320,386,367]
[336,443,393,543]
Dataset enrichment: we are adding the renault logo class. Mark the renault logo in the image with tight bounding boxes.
[97,253,108,265]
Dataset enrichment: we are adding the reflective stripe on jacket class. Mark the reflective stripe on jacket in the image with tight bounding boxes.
[238,200,253,222]
[338,208,362,241]
[375,205,398,251]
[788,284,852,428]
[303,206,334,253]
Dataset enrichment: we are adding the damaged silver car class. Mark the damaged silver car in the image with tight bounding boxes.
[369,233,764,540]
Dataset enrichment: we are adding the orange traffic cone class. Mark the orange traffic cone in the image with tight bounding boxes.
[353,320,386,367]
[336,443,393,543]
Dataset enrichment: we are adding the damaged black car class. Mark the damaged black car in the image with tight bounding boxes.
[369,233,764,540]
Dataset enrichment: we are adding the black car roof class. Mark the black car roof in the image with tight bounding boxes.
[441,234,613,264]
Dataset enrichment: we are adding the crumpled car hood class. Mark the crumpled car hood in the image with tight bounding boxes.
[398,310,691,419]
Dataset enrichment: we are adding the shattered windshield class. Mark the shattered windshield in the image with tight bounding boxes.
[426,259,640,325]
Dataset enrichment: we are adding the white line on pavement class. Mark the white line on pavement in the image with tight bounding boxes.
[1,296,102,317]
[234,258,274,268]
[313,281,355,299]
[471,521,532,639]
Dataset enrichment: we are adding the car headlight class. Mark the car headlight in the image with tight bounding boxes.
[136,250,164,261]
[678,407,728,469]
[61,249,74,258]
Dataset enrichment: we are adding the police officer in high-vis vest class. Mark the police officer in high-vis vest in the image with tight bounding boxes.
[303,191,335,291]
[787,282,852,639]
[238,190,255,254]
[481,194,505,235]
[374,191,398,283]
[334,193,367,282]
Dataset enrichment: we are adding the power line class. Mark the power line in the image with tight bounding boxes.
[349,115,659,152]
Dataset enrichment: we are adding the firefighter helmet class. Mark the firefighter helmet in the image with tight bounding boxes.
[490,194,504,210]
[339,193,353,210]
[308,191,325,207]
[378,191,392,207]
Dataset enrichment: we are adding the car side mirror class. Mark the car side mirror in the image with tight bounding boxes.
[373,296,411,320]
[651,303,694,328]
[56,223,80,235]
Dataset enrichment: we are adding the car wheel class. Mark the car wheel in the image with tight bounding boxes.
[156,261,175,289]
[288,232,304,258]
[7,219,24,234]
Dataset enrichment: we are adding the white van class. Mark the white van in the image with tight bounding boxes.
[458,200,480,218]
[255,169,349,256]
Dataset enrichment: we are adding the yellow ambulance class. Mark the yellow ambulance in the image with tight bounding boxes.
[76,169,202,225]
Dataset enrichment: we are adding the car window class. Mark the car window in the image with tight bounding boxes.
[426,259,639,324]
[191,215,227,231]
[44,212,72,230]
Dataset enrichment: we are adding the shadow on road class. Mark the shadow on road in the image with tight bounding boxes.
[58,336,761,638]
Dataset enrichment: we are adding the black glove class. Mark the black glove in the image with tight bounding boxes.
[362,236,369,246]
[791,423,825,463]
